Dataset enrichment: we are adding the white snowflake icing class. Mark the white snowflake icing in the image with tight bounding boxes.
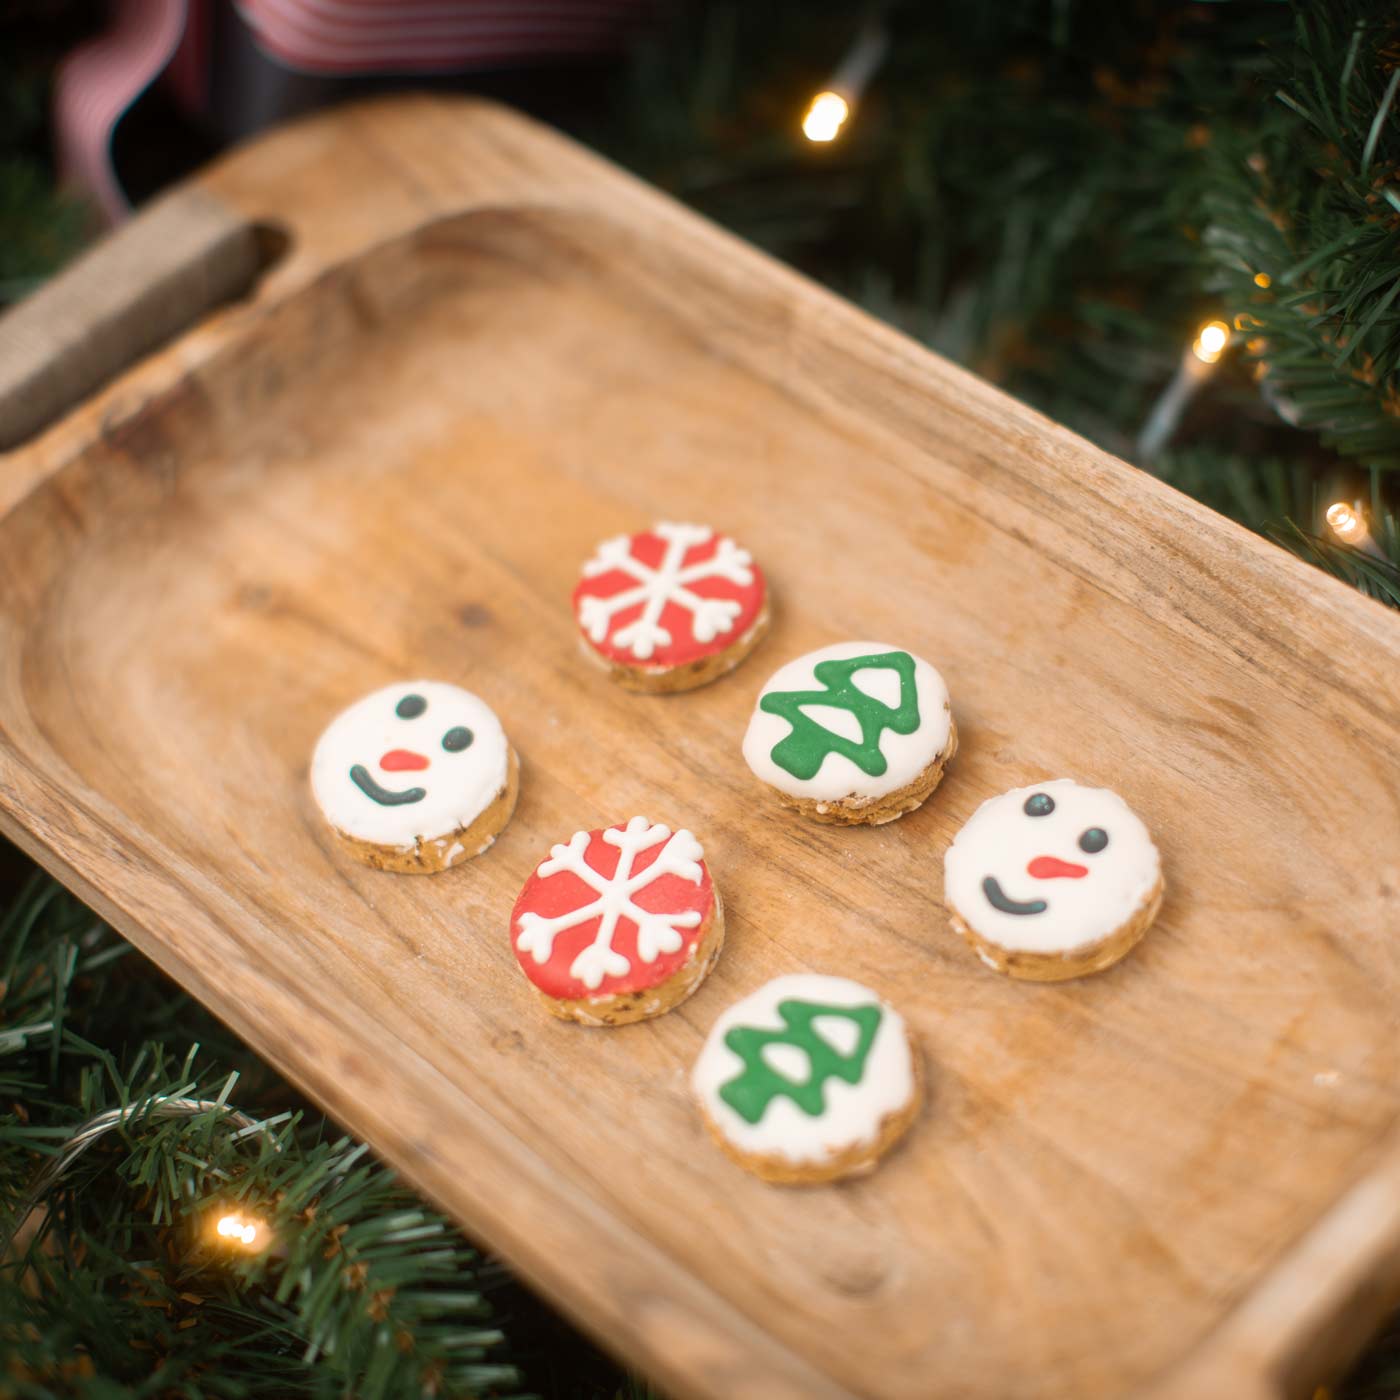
[578,522,755,661]
[515,816,706,991]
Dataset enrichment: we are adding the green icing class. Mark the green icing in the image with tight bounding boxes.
[717,999,883,1125]
[758,650,920,780]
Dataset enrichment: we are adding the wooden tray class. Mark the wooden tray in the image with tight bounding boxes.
[3,97,1400,1400]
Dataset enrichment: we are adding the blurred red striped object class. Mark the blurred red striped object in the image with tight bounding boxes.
[55,0,656,221]
[236,0,654,73]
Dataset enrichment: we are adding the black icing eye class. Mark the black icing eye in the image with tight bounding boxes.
[396,694,427,719]
[1024,793,1055,817]
[1079,827,1109,854]
[442,726,473,753]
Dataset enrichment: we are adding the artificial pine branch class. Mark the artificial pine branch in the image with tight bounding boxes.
[1268,521,1400,605]
[1203,3,1400,473]
[0,874,525,1398]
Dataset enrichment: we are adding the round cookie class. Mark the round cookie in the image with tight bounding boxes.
[510,816,723,1026]
[573,521,769,692]
[741,641,956,825]
[310,680,518,874]
[943,778,1163,981]
[691,974,921,1185]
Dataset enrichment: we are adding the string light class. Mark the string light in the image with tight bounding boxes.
[1253,272,1272,288]
[1138,315,1233,465]
[1191,319,1231,364]
[803,91,850,143]
[1325,500,1387,559]
[214,1210,268,1250]
[801,18,889,144]
[1326,501,1362,542]
[0,1096,270,1261]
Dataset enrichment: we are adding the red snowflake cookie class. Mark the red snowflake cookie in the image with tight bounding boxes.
[511,817,716,1002]
[573,522,767,671]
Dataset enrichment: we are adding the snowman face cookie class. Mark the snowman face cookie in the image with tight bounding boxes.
[311,680,511,854]
[943,779,1161,959]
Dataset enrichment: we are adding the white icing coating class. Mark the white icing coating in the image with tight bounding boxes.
[311,680,509,850]
[515,817,705,990]
[578,522,755,660]
[742,642,952,802]
[944,779,1161,954]
[691,973,915,1166]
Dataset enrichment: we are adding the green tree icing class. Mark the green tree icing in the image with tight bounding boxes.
[718,999,883,1124]
[759,650,921,780]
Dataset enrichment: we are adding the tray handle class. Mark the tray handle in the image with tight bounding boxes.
[0,187,271,451]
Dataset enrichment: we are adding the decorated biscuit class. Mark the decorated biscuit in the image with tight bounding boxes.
[573,522,769,692]
[943,778,1163,981]
[510,816,723,1026]
[692,974,920,1185]
[741,641,956,825]
[310,680,518,874]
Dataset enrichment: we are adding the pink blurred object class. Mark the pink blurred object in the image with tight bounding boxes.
[54,0,189,223]
[53,0,655,223]
[234,0,653,73]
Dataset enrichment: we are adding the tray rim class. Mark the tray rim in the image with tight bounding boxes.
[3,94,1400,1400]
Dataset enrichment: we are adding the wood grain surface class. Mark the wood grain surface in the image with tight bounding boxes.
[2,97,1400,1400]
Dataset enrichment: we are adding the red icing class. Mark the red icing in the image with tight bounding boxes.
[380,749,430,771]
[1027,855,1089,880]
[510,822,714,1001]
[573,526,766,670]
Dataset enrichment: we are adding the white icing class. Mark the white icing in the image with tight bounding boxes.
[803,703,863,745]
[851,665,901,708]
[515,817,704,991]
[762,1042,811,1081]
[443,842,465,866]
[742,642,952,802]
[311,680,509,851]
[943,779,1161,955]
[578,522,754,660]
[811,1013,861,1058]
[691,973,915,1166]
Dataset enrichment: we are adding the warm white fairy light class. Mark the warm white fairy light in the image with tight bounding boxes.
[802,92,847,143]
[1191,319,1231,364]
[1326,501,1363,542]
[1138,316,1233,465]
[215,1212,265,1249]
[1325,500,1387,559]
[802,91,850,143]
[801,19,889,144]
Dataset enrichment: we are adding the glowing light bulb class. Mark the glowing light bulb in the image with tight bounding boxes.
[1326,501,1363,542]
[1191,319,1231,364]
[1253,272,1272,289]
[803,91,850,143]
[215,1213,264,1249]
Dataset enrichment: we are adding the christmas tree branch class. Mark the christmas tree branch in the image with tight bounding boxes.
[1203,5,1400,473]
[1,874,525,1398]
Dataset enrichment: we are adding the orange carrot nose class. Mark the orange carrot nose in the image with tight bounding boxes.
[380,749,429,771]
[1027,855,1088,880]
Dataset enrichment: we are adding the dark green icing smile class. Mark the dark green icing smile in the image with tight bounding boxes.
[982,876,1046,916]
[350,765,426,806]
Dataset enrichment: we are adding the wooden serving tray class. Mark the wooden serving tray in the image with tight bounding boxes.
[3,97,1400,1400]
